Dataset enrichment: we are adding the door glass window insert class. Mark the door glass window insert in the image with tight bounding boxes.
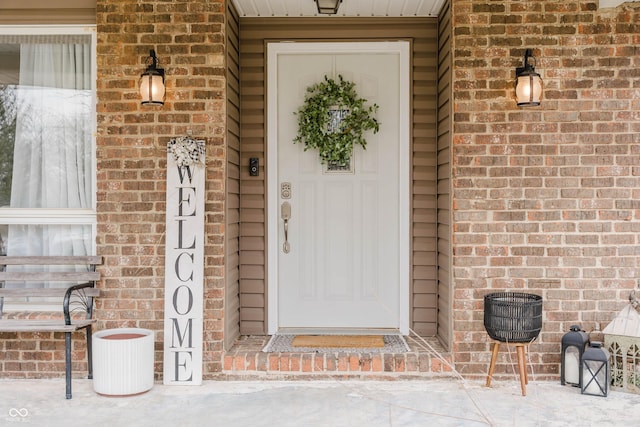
[324,107,354,173]
[326,107,349,134]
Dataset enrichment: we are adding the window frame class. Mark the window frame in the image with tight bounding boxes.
[0,24,97,310]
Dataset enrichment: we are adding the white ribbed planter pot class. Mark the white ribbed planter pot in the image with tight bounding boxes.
[92,328,154,396]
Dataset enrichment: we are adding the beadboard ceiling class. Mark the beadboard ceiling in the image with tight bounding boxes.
[231,0,446,17]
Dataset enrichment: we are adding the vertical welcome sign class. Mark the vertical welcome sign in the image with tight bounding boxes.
[163,137,205,385]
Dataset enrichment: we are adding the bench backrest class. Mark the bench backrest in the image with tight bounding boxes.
[0,256,102,298]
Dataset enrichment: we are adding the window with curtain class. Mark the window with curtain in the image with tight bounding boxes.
[0,26,96,293]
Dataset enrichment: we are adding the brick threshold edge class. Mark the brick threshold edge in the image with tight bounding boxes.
[223,335,454,378]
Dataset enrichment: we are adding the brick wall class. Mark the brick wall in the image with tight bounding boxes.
[95,0,226,377]
[451,0,640,378]
[2,0,638,384]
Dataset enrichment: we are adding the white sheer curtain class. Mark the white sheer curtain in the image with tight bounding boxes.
[8,42,92,258]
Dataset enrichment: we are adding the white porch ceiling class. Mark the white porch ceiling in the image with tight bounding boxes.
[231,0,446,18]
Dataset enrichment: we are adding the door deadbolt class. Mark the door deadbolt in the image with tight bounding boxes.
[281,182,291,199]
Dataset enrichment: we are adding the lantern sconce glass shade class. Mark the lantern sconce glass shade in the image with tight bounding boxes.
[140,49,165,106]
[581,342,610,397]
[314,0,342,14]
[515,48,542,107]
[561,325,590,387]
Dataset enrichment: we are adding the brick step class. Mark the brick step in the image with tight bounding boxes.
[223,335,454,377]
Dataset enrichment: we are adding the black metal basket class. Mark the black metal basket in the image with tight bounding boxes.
[484,292,543,343]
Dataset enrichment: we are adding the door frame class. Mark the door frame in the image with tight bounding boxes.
[266,41,411,334]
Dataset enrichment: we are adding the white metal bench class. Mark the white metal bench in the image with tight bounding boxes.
[0,256,102,399]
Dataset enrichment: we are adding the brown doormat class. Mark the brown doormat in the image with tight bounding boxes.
[291,335,385,348]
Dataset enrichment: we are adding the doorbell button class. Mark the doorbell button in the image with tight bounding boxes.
[249,157,259,176]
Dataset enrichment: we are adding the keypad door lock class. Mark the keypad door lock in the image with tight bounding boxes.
[281,182,291,199]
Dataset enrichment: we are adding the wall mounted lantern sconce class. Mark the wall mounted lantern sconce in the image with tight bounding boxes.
[515,48,542,107]
[140,49,165,106]
[314,0,342,15]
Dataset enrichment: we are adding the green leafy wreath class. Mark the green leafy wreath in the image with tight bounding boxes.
[294,75,379,165]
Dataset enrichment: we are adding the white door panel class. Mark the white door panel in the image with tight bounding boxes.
[267,42,410,333]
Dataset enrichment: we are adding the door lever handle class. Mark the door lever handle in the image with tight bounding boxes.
[281,202,291,253]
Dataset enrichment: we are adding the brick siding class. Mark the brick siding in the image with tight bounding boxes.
[451,0,640,378]
[95,0,227,378]
[2,0,639,383]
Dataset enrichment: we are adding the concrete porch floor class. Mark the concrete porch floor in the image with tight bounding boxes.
[1,377,638,426]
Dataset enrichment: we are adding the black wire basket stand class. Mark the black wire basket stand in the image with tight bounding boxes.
[484,292,543,343]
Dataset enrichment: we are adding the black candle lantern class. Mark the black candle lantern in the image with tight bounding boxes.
[561,325,589,387]
[581,342,610,397]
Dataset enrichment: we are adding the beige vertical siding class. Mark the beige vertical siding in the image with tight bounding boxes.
[436,0,453,350]
[237,18,439,335]
[225,2,242,350]
[238,22,268,335]
[411,24,439,337]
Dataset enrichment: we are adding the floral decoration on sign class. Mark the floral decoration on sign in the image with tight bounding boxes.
[167,136,206,167]
[294,75,379,166]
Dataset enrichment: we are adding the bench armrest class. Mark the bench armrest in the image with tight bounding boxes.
[63,283,98,325]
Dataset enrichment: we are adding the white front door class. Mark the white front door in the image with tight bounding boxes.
[267,42,410,334]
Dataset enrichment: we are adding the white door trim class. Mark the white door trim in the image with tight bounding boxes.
[266,41,411,334]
